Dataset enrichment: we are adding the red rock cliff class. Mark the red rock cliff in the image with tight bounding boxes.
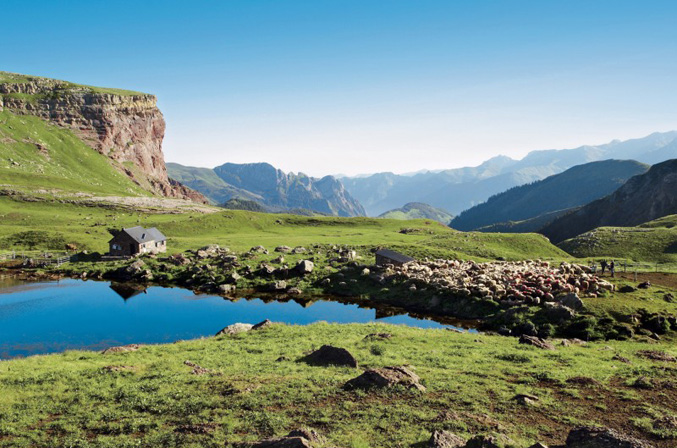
[0,74,206,203]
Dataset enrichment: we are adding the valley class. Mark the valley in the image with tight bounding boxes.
[1,70,677,448]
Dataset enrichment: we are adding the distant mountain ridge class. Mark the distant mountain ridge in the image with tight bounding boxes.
[168,162,366,217]
[378,202,453,224]
[341,131,677,216]
[450,159,650,231]
[541,159,677,243]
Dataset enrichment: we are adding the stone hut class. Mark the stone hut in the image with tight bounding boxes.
[108,226,167,256]
[375,249,415,267]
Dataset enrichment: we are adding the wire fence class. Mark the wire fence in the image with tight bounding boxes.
[0,251,73,267]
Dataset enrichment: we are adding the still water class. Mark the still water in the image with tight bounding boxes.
[0,278,459,359]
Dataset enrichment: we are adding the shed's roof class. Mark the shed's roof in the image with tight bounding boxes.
[375,249,415,264]
[118,226,167,244]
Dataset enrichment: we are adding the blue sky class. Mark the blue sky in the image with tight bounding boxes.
[3,1,677,176]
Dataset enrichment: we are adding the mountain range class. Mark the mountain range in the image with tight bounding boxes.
[168,162,365,217]
[341,132,677,216]
[450,159,650,231]
[541,159,677,243]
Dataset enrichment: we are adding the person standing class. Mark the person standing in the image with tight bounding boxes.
[600,260,607,275]
[609,260,615,277]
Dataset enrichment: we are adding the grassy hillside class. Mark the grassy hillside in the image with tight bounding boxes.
[378,202,453,224]
[1,323,676,447]
[558,214,677,264]
[0,71,144,96]
[0,111,149,196]
[0,196,568,261]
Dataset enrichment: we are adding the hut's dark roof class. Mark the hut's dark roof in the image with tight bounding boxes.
[375,249,415,264]
[113,226,167,244]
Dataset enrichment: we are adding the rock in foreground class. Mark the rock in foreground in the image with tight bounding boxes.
[344,366,425,392]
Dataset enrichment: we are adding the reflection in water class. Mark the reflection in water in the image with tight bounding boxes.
[109,282,147,301]
[0,278,473,359]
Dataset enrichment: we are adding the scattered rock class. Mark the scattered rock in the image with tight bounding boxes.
[216,323,253,336]
[519,335,555,350]
[344,366,425,392]
[249,428,323,448]
[464,435,501,448]
[512,393,539,406]
[428,429,465,448]
[217,284,236,294]
[636,350,677,362]
[275,356,290,362]
[252,319,273,330]
[612,355,631,364]
[558,292,584,310]
[565,426,649,448]
[292,246,307,254]
[101,344,141,354]
[269,280,287,291]
[652,415,677,431]
[618,285,637,293]
[174,423,217,434]
[664,293,675,303]
[101,365,135,372]
[364,333,393,340]
[287,287,303,295]
[527,444,549,448]
[294,260,314,275]
[184,360,220,376]
[632,376,654,389]
[275,246,292,253]
[302,345,358,368]
[637,281,651,289]
[566,376,602,387]
[250,245,268,254]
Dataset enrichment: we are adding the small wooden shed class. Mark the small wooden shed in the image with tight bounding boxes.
[375,249,415,267]
[108,226,167,256]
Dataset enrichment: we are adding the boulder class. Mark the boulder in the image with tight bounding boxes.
[249,428,323,448]
[275,246,292,253]
[292,246,307,254]
[344,366,425,392]
[565,426,649,448]
[428,430,465,448]
[519,335,556,350]
[512,393,539,406]
[217,284,236,294]
[252,319,273,330]
[527,444,549,448]
[295,260,314,275]
[558,292,584,310]
[269,280,287,291]
[302,345,358,368]
[637,281,651,289]
[250,245,268,254]
[464,435,501,448]
[101,344,141,354]
[287,287,303,295]
[619,285,637,293]
[215,323,253,336]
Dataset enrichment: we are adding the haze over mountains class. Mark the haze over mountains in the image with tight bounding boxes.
[168,162,365,217]
[541,159,677,243]
[450,160,650,231]
[340,131,677,216]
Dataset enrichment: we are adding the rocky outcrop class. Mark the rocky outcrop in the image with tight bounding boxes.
[0,72,206,202]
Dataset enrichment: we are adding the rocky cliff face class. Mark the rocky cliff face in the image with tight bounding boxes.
[541,159,677,243]
[0,73,206,202]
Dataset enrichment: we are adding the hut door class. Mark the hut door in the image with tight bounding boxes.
[130,243,135,254]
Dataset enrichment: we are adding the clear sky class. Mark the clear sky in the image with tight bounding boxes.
[3,1,677,176]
